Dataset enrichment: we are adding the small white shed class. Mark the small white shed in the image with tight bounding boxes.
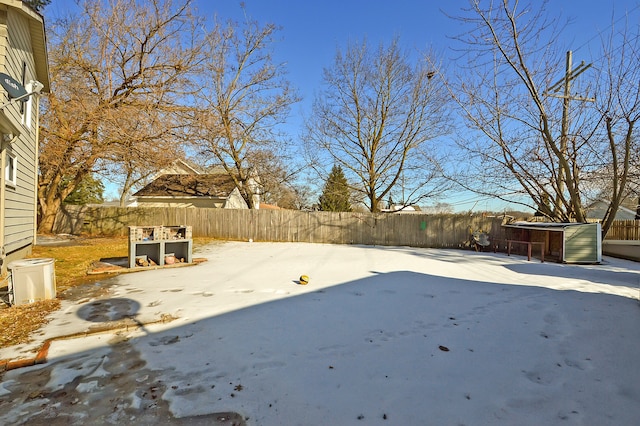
[503,222,602,264]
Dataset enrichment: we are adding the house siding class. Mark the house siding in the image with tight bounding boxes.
[0,2,44,272]
[224,188,250,209]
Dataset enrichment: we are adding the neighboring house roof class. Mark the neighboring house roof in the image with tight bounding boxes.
[134,164,259,209]
[152,159,205,177]
[585,199,637,221]
[133,174,238,198]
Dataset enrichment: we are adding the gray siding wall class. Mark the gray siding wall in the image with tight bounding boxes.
[2,7,38,255]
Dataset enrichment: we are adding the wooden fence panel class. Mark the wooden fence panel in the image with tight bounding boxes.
[605,220,640,240]
[53,206,512,248]
[52,206,640,251]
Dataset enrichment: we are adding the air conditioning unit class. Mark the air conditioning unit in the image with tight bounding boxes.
[8,258,56,306]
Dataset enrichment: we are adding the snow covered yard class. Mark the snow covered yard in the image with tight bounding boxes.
[1,241,639,425]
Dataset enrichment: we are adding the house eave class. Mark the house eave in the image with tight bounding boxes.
[3,0,50,92]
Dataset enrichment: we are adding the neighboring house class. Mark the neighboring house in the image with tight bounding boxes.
[133,159,261,209]
[0,2,49,275]
[585,199,638,221]
[132,174,251,209]
[150,158,204,178]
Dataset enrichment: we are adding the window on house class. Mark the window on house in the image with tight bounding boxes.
[4,151,17,187]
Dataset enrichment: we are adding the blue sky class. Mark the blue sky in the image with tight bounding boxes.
[199,0,640,211]
[46,1,640,210]
[199,0,640,127]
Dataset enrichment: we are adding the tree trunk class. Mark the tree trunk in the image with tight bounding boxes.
[370,195,380,212]
[38,197,62,234]
[245,193,256,209]
[243,186,257,209]
[119,172,134,207]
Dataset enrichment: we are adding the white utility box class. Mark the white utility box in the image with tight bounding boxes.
[8,258,56,305]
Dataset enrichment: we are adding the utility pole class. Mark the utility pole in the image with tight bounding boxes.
[544,51,594,218]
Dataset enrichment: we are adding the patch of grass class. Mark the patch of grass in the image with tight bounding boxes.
[0,236,221,349]
[31,237,129,293]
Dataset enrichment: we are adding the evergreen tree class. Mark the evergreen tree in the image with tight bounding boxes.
[64,174,104,205]
[319,165,351,212]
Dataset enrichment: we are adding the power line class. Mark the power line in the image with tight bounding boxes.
[572,2,640,55]
[443,192,526,208]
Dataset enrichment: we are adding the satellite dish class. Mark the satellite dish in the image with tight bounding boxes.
[0,72,27,99]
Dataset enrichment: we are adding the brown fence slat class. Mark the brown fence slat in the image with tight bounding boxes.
[53,206,522,248]
[605,220,640,240]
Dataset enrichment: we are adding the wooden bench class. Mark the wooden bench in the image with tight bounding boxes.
[506,240,545,262]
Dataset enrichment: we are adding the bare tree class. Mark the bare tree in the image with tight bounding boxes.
[587,18,640,233]
[448,0,639,236]
[305,37,450,212]
[98,107,188,206]
[423,202,454,214]
[189,12,300,208]
[38,0,201,231]
[243,148,303,207]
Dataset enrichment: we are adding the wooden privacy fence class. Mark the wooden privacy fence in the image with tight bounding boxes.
[604,220,640,240]
[53,205,509,249]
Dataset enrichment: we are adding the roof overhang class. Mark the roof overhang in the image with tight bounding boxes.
[27,18,49,92]
[502,222,593,232]
[5,0,50,92]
